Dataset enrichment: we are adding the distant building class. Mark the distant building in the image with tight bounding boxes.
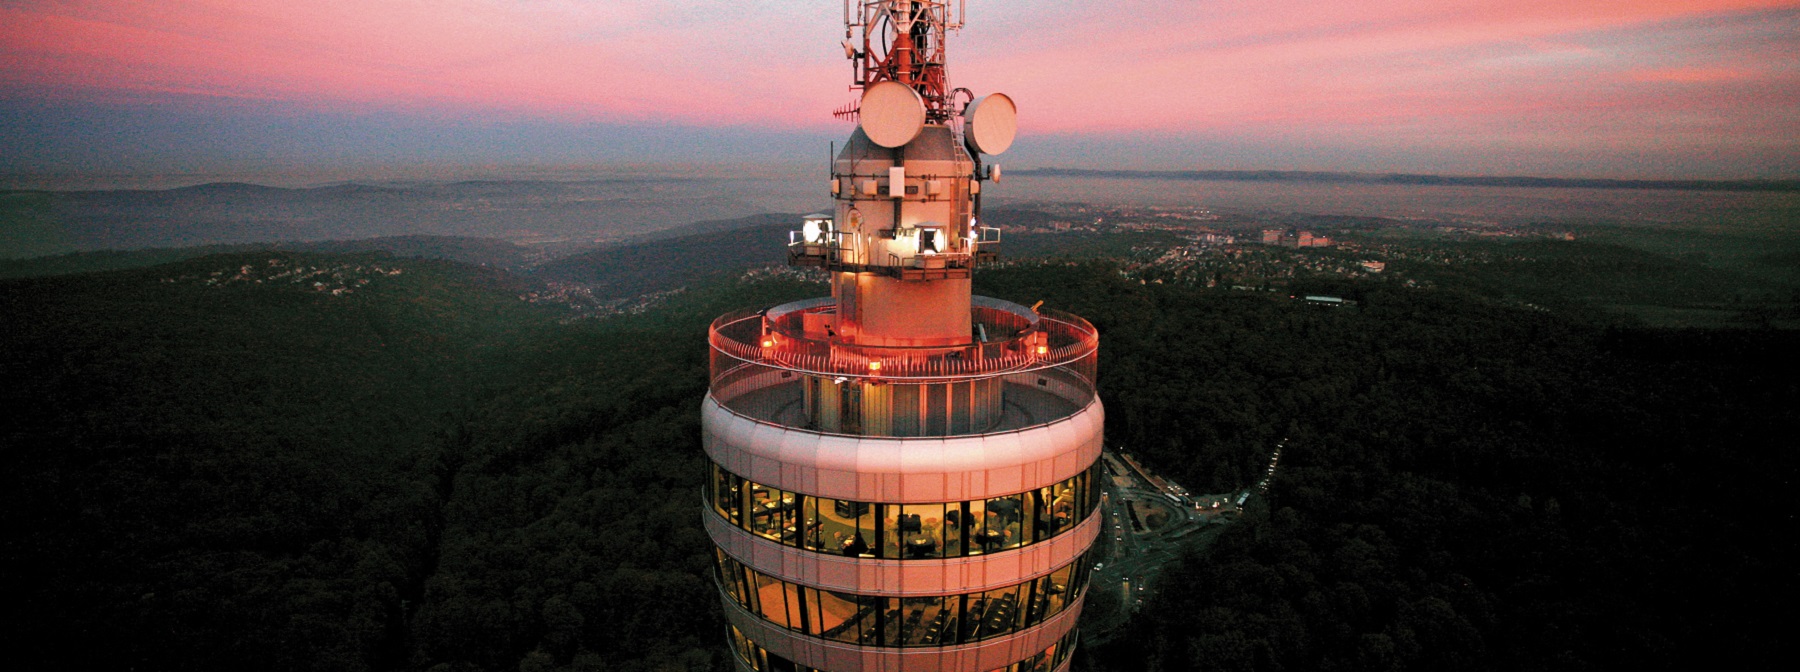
[1288,232,1333,248]
[1360,260,1386,273]
[1261,229,1283,245]
[1299,294,1358,307]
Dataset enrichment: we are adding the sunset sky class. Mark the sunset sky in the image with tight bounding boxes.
[3,1,1797,179]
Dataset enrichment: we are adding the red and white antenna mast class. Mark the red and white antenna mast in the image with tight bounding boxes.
[835,1,965,123]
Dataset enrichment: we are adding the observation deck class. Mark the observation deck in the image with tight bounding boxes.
[702,297,1103,669]
[785,227,1002,282]
[709,297,1098,437]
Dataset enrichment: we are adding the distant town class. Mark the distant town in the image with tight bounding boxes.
[163,257,406,296]
[986,201,1580,298]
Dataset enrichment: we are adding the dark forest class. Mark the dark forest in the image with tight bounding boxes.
[3,232,1794,671]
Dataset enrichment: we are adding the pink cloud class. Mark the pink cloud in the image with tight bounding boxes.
[0,1,842,125]
[957,1,1798,130]
[1630,66,1755,82]
[0,0,1795,171]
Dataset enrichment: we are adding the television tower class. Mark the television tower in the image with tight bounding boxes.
[703,3,1102,670]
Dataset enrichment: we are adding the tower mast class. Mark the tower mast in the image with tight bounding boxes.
[704,4,1098,670]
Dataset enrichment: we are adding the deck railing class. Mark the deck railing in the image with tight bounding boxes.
[708,297,1098,386]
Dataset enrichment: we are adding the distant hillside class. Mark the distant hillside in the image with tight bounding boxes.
[0,208,1146,286]
[0,235,542,279]
[532,214,794,298]
[0,243,261,279]
[0,177,769,256]
[629,211,803,242]
[1016,168,1800,192]
[288,235,540,270]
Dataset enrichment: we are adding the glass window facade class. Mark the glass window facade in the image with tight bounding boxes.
[714,549,1090,648]
[728,623,1079,672]
[708,461,1102,560]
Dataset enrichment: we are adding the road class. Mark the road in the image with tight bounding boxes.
[1082,440,1284,644]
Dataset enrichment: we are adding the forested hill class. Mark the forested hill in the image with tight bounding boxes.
[0,235,543,280]
[0,177,765,258]
[3,250,1795,671]
[1004,269,1799,671]
[531,216,793,297]
[0,251,821,671]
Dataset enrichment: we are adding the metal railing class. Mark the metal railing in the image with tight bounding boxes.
[788,228,999,274]
[709,297,1098,385]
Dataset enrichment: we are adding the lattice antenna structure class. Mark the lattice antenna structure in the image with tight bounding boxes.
[838,1,965,123]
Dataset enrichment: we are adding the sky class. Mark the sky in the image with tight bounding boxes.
[2,0,1797,180]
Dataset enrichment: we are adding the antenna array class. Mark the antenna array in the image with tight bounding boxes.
[840,1,965,123]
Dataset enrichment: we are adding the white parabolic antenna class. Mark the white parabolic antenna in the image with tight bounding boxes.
[860,81,927,148]
[964,93,1017,155]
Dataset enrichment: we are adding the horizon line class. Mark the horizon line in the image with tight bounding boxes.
[6,165,1798,194]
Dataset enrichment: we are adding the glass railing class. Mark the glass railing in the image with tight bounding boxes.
[707,297,1099,437]
[709,297,1098,384]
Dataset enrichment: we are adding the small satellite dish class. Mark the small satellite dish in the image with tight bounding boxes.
[860,81,927,149]
[964,93,1017,155]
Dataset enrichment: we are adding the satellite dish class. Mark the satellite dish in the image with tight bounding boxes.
[860,81,927,149]
[964,93,1017,155]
